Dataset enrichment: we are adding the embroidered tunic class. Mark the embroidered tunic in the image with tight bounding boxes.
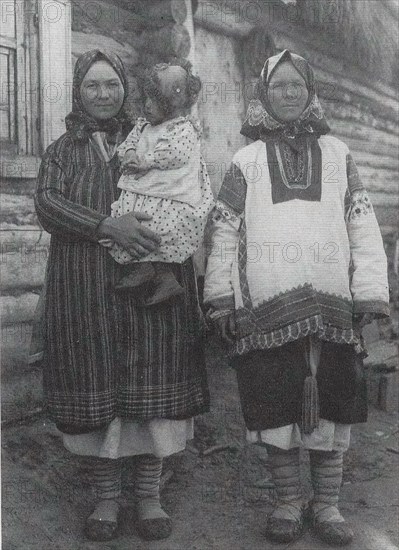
[204,135,389,358]
[35,131,210,432]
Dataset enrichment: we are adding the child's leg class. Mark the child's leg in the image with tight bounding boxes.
[145,262,184,306]
[309,449,354,545]
[265,445,305,543]
[134,454,172,540]
[80,456,122,541]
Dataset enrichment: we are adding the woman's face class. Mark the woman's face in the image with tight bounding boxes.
[267,61,309,122]
[80,60,124,120]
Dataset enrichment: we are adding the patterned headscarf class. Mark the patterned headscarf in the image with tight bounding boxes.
[241,49,330,144]
[65,49,130,140]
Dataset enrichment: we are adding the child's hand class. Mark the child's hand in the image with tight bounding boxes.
[121,150,140,173]
[134,169,150,180]
[214,313,236,345]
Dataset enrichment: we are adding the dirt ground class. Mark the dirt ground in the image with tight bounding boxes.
[2,336,399,550]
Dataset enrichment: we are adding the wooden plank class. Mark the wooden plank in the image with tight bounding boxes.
[368,191,399,208]
[0,224,50,251]
[39,0,72,149]
[25,0,41,156]
[338,135,398,159]
[323,101,398,136]
[0,153,41,179]
[140,0,188,27]
[329,119,399,150]
[1,293,39,325]
[138,23,191,58]
[15,0,27,154]
[0,248,47,291]
[0,194,36,225]
[72,31,139,69]
[351,152,399,171]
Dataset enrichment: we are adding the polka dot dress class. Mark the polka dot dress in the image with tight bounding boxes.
[108,117,215,265]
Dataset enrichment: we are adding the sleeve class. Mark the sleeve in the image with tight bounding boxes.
[117,119,145,160]
[136,120,197,171]
[345,153,390,318]
[203,161,247,315]
[34,137,107,242]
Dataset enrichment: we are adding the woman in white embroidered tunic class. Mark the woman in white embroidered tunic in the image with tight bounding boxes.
[204,50,389,546]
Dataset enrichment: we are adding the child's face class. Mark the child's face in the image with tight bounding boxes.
[267,61,309,122]
[144,95,166,125]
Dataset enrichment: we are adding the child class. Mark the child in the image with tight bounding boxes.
[204,50,389,546]
[102,61,214,305]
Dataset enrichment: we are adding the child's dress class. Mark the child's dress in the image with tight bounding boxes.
[107,115,214,264]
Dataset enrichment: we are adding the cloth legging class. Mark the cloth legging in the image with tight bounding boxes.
[79,455,164,501]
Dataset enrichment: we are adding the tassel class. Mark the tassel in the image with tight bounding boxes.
[301,337,320,434]
[301,375,319,434]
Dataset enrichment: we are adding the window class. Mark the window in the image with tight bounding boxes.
[0,0,22,153]
[0,0,71,163]
[0,45,16,146]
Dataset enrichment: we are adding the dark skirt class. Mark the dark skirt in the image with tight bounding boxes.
[43,253,210,434]
[232,339,367,431]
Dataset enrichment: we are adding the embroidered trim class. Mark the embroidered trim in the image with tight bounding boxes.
[234,283,354,340]
[346,189,374,223]
[229,315,366,358]
[214,200,240,224]
[274,140,312,189]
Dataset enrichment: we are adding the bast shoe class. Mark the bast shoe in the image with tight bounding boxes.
[265,504,306,543]
[310,508,354,546]
[136,516,172,541]
[84,500,120,542]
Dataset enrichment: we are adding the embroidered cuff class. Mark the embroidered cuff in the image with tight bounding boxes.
[206,295,235,311]
[353,300,390,318]
[208,308,235,322]
[214,200,242,230]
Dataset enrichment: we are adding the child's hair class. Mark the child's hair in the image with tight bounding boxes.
[143,59,201,115]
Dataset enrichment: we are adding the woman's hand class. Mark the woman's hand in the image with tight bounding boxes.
[98,212,161,259]
[214,313,236,345]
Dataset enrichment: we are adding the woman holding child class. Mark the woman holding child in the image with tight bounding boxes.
[35,49,212,542]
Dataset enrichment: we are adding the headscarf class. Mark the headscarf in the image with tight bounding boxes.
[65,49,130,141]
[241,49,330,147]
[241,50,330,203]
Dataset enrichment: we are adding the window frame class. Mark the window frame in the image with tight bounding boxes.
[0,0,71,173]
